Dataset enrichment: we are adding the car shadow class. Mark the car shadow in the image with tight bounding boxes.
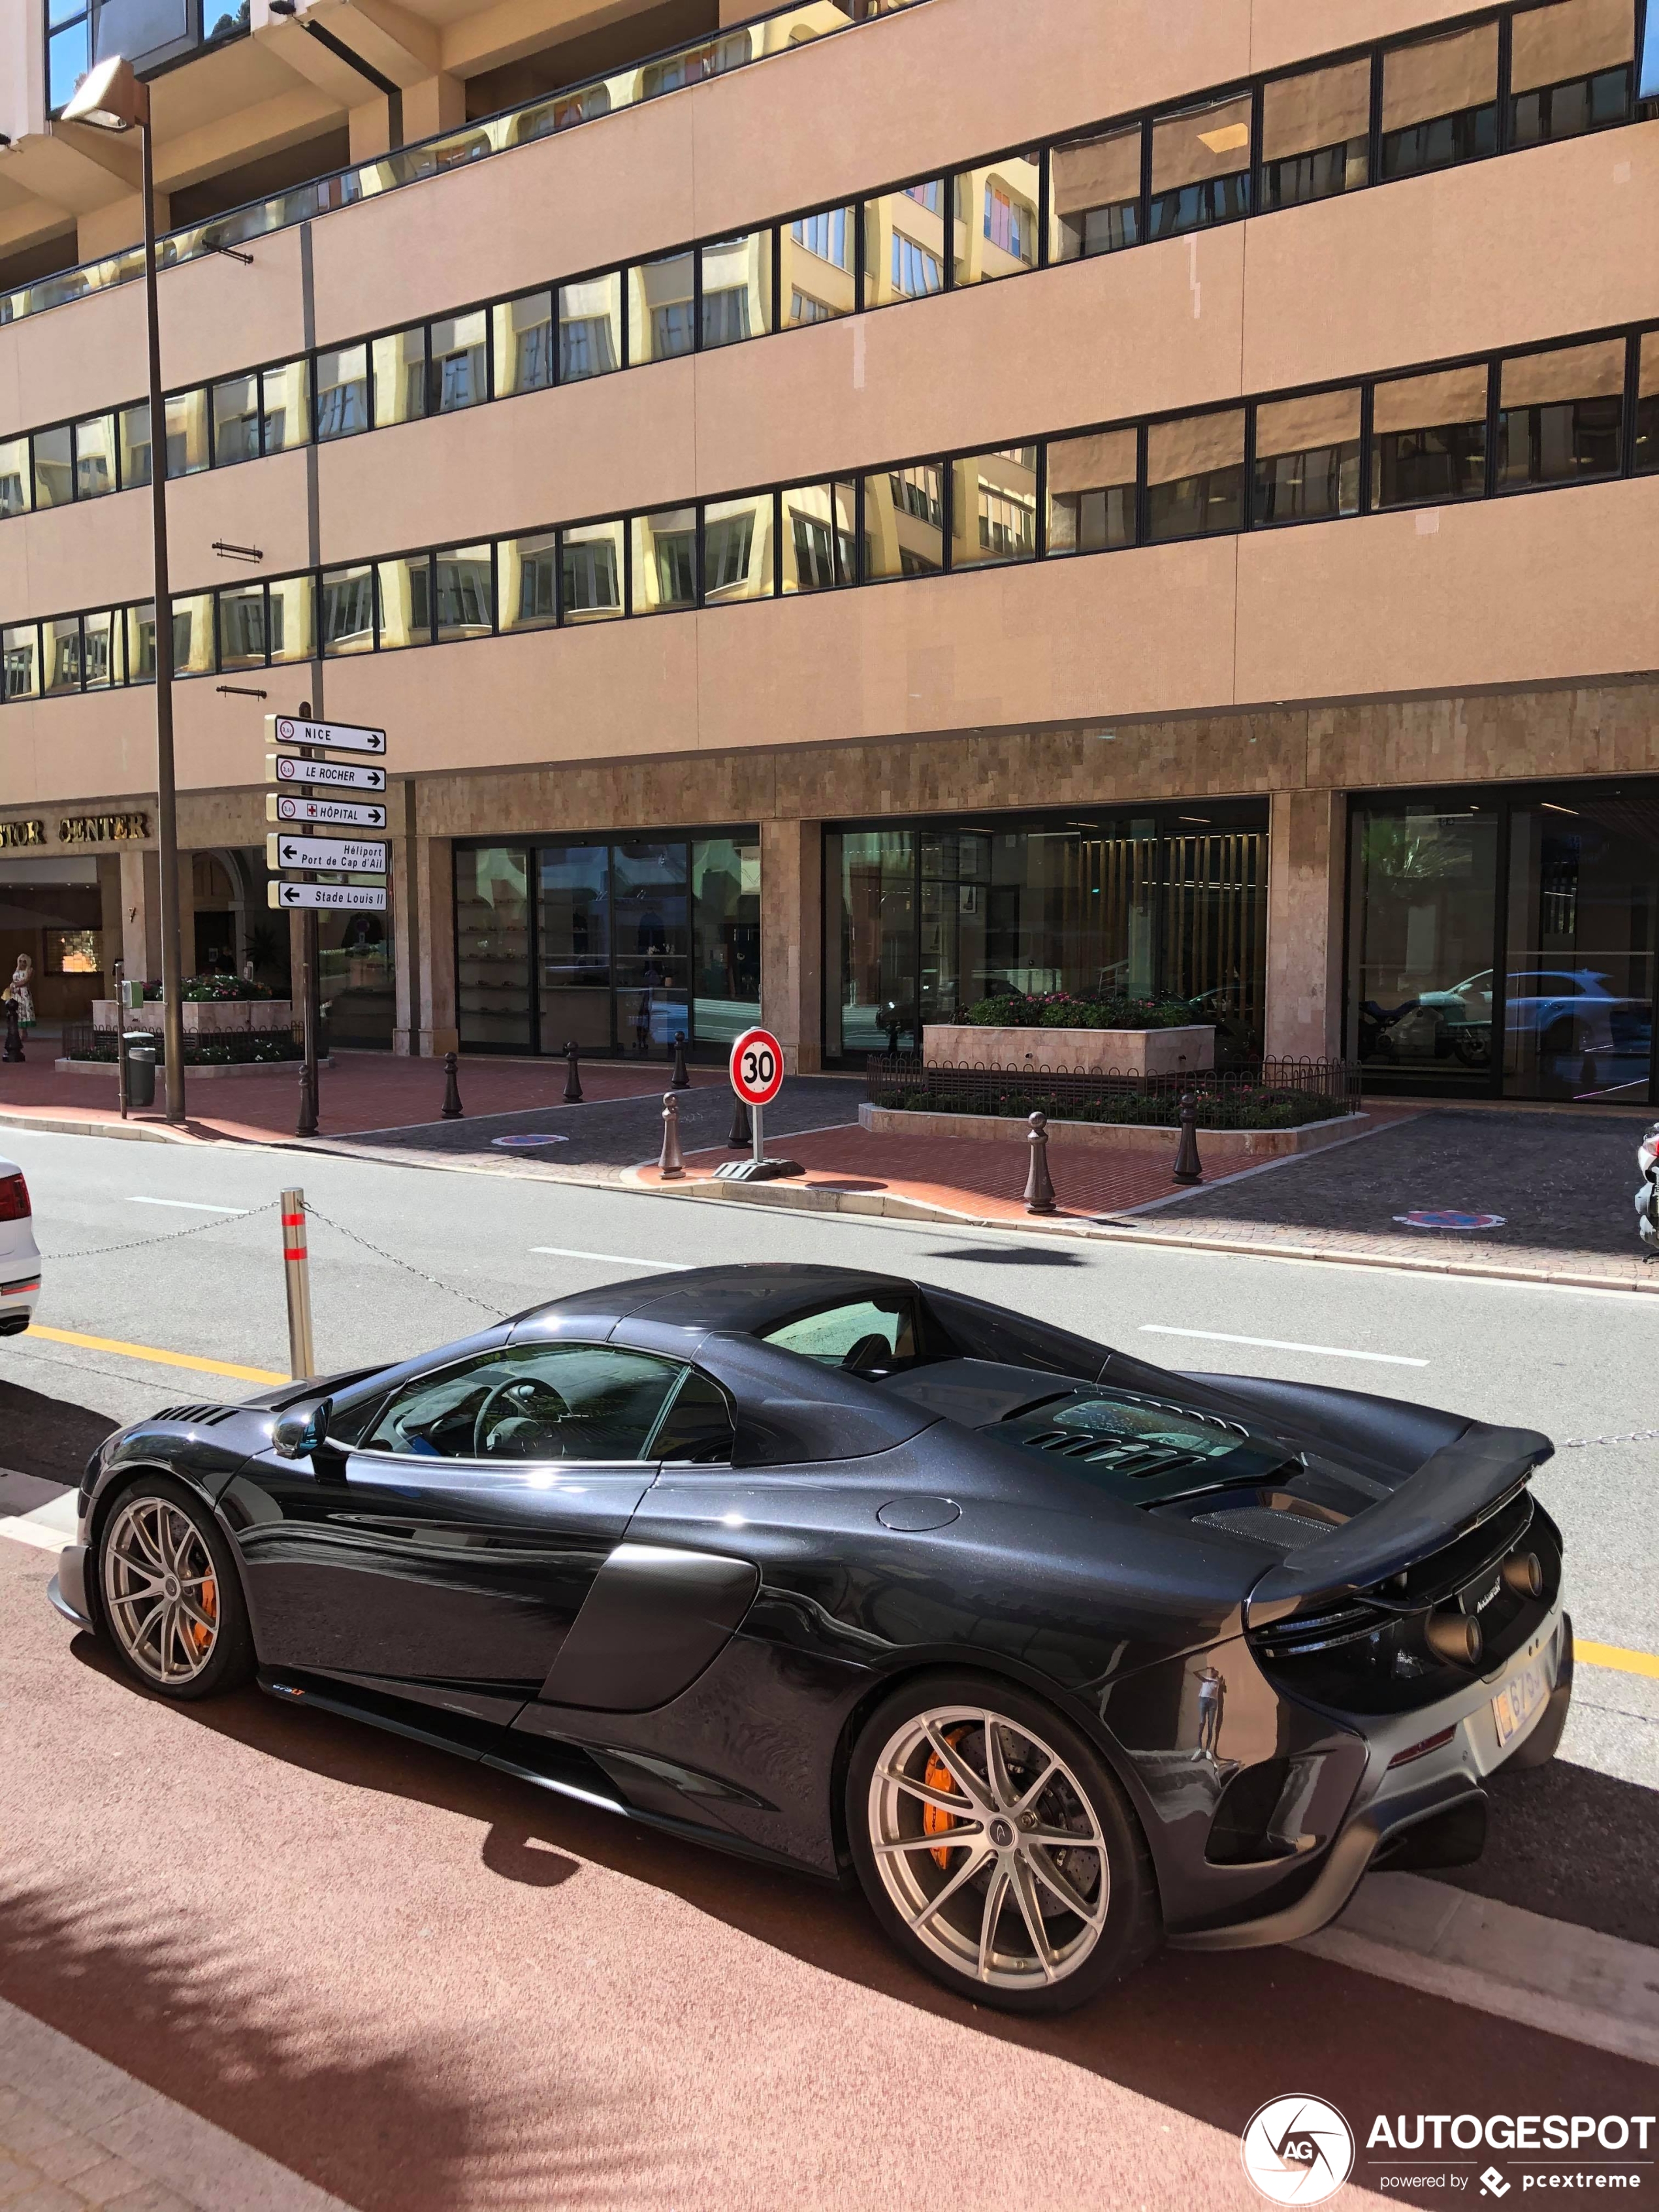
[920,1243,1091,1268]
[0,1377,118,1487]
[65,1632,1658,2170]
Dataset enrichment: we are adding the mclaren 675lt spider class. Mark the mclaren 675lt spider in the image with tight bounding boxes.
[50,1263,1570,2013]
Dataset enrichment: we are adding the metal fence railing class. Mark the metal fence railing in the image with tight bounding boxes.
[61,1019,310,1066]
[864,1055,1363,1129]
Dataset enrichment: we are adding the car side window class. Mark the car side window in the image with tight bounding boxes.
[762,1294,921,1372]
[648,1368,736,1464]
[360,1344,683,1462]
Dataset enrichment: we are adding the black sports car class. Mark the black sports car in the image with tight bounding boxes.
[49,1263,1571,2013]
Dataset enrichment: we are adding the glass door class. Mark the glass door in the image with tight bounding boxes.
[456,846,533,1051]
[613,842,689,1056]
[539,844,611,1052]
[1347,804,1500,1095]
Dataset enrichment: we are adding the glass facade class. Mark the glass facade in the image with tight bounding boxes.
[824,805,1268,1061]
[1347,784,1659,1102]
[455,832,759,1057]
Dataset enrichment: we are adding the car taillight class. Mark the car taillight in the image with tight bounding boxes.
[0,1174,31,1223]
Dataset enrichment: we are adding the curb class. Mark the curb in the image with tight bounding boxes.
[0,1108,205,1146]
[1297,1870,1659,2066]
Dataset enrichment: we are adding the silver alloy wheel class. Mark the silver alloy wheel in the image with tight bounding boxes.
[101,1495,220,1687]
[867,1703,1110,1991]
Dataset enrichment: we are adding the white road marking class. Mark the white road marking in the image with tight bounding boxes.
[528,1247,686,1270]
[128,1196,248,1215]
[1140,1324,1427,1366]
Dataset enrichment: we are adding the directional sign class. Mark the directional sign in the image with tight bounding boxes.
[268,882,387,912]
[730,1027,785,1108]
[268,792,388,830]
[266,832,388,875]
[267,750,387,794]
[267,713,387,758]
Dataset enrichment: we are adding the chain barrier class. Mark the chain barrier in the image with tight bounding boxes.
[1560,1430,1659,1450]
[40,1199,280,1264]
[300,1199,502,1317]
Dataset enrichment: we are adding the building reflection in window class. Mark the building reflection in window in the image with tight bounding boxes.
[436,545,494,640]
[1638,334,1659,475]
[952,447,1037,568]
[782,204,856,324]
[631,509,698,613]
[561,520,624,620]
[457,846,534,1051]
[315,345,369,441]
[865,463,943,577]
[499,532,559,630]
[372,327,428,427]
[701,234,771,345]
[631,251,696,364]
[1348,803,1500,1095]
[558,275,621,380]
[781,479,858,590]
[703,495,773,601]
[494,292,554,396]
[952,155,1040,284]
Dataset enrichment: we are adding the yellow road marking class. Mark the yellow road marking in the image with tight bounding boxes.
[1578,1639,1659,1681]
[26,1325,286,1387]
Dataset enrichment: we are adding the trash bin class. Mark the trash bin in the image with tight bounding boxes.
[123,1033,157,1110]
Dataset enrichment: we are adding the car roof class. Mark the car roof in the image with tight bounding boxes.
[509,1262,918,1341]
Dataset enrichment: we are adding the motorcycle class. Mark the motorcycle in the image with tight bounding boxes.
[1634,1123,1659,1253]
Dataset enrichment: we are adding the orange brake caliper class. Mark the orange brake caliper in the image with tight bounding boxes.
[190,1575,217,1653]
[923,1729,969,1869]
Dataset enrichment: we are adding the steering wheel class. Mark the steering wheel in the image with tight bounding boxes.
[473,1374,570,1458]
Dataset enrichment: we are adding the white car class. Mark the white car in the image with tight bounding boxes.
[0,1157,41,1338]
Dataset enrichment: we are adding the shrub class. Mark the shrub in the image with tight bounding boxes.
[961,990,1205,1032]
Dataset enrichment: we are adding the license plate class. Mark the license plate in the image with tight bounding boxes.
[1492,1657,1547,1750]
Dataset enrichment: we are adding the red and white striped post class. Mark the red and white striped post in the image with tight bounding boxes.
[280,1186,315,1380]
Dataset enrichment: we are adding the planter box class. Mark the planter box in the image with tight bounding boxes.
[93,999,293,1034]
[860,1102,1369,1161]
[923,1021,1214,1079]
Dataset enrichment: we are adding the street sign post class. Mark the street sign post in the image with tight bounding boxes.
[268,882,389,912]
[267,714,387,757]
[268,792,388,830]
[715,1026,801,1182]
[267,752,387,793]
[266,832,388,874]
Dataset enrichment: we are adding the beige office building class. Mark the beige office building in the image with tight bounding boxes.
[1,0,1657,1097]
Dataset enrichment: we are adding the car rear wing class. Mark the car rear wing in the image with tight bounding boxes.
[1246,1420,1553,1618]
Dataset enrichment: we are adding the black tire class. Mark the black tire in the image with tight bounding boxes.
[846,1671,1159,2015]
[95,1473,255,1701]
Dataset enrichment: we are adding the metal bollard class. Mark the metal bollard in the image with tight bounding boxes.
[728,1093,753,1148]
[670,1030,690,1089]
[296,1054,317,1140]
[1023,1110,1057,1215]
[442,1051,464,1119]
[280,1187,315,1381]
[2,998,24,1063]
[563,1040,583,1104]
[1172,1092,1204,1185]
[658,1092,686,1179]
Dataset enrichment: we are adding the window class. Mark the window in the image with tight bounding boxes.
[650,1368,735,1464]
[43,616,82,695]
[1372,365,1489,506]
[954,447,1037,568]
[268,575,313,663]
[866,464,944,577]
[863,185,946,307]
[0,436,29,519]
[761,1293,926,1372]
[82,608,120,688]
[1261,59,1370,210]
[782,481,858,591]
[561,521,624,621]
[793,207,850,266]
[1051,124,1142,261]
[321,565,376,654]
[436,544,494,639]
[1498,338,1625,486]
[494,293,554,397]
[791,291,835,324]
[1381,23,1499,178]
[786,205,856,322]
[118,405,152,489]
[164,390,210,478]
[1046,427,1138,552]
[125,603,156,684]
[74,414,116,499]
[45,928,102,974]
[952,155,1040,283]
[261,361,310,453]
[431,312,489,412]
[212,375,261,465]
[558,276,621,381]
[172,593,216,677]
[702,233,770,345]
[361,1343,683,1462]
[376,555,433,649]
[1637,334,1659,475]
[372,327,427,428]
[890,232,943,298]
[2,624,40,701]
[632,251,696,364]
[1147,409,1246,539]
[499,532,559,630]
[33,426,73,509]
[1510,0,1634,146]
[218,584,268,670]
[632,507,697,613]
[639,30,746,99]
[1253,388,1362,523]
[1150,94,1252,240]
[315,345,369,441]
[703,496,772,600]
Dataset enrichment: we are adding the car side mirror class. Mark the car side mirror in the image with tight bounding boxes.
[272,1398,333,1460]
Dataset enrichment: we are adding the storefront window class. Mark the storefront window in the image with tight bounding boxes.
[691,839,761,1046]
[540,844,611,1051]
[614,842,689,1053]
[319,899,395,1049]
[457,846,533,1051]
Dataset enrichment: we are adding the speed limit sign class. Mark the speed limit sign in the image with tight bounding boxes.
[730,1027,785,1108]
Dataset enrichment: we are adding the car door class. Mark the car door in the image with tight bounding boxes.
[234,1341,686,1701]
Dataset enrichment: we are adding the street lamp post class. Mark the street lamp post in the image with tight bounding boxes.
[63,57,186,1125]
